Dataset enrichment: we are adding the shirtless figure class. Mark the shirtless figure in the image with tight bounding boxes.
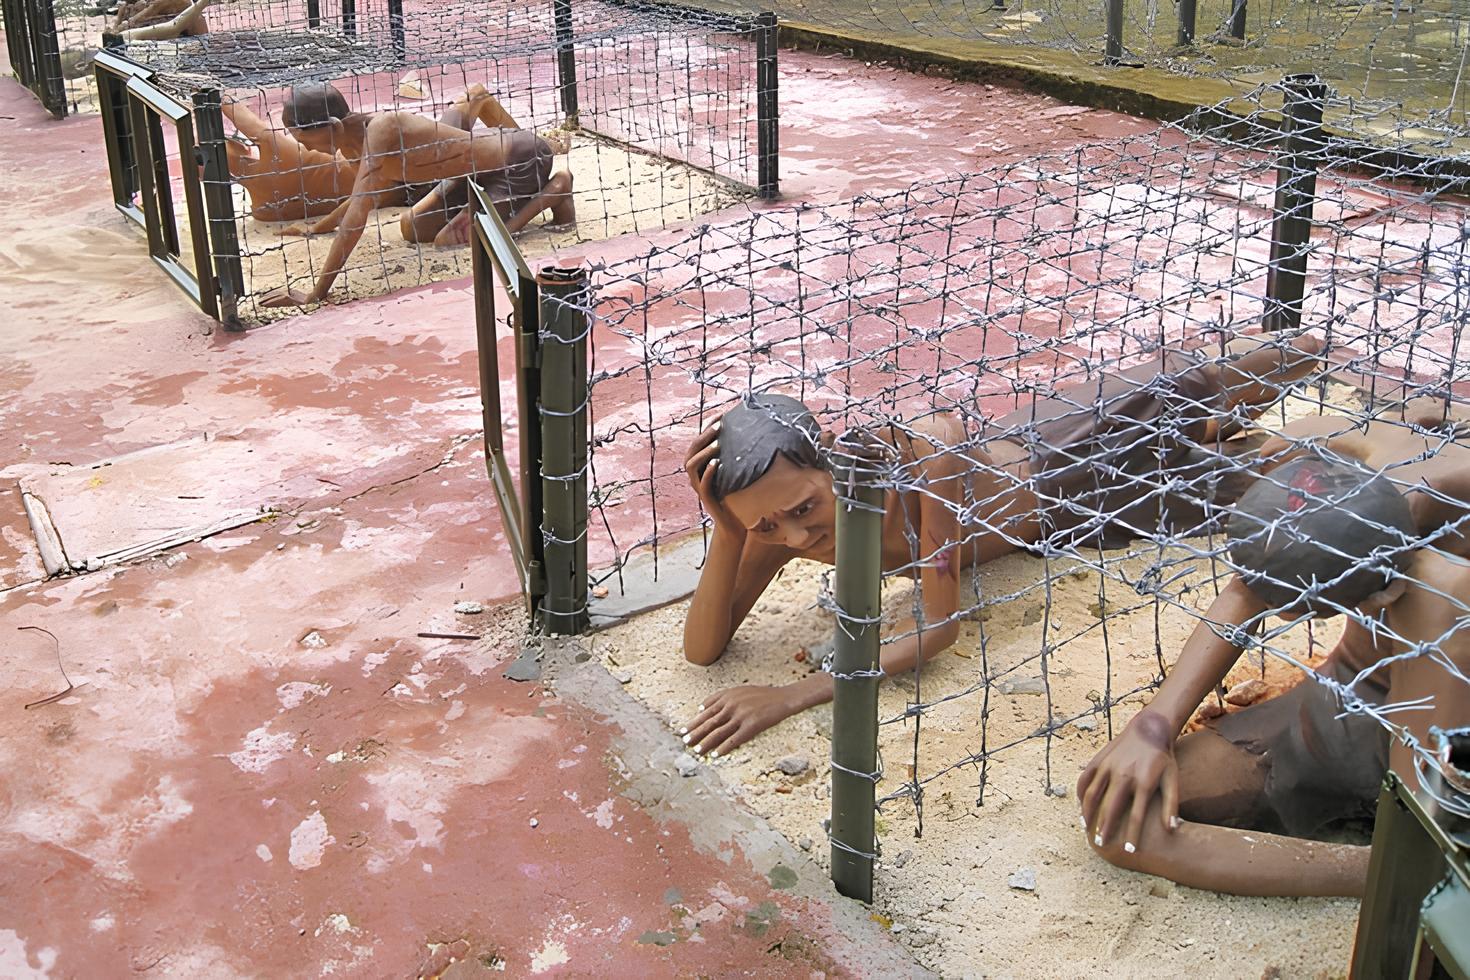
[676,334,1324,759]
[1079,410,1470,897]
[260,82,575,308]
[217,98,356,223]
[110,0,209,37]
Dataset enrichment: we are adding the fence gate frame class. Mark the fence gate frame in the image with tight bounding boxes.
[469,185,591,634]
[93,49,245,329]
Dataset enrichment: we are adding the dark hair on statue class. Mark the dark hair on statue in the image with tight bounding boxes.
[1227,456,1417,612]
[282,82,351,130]
[712,393,823,499]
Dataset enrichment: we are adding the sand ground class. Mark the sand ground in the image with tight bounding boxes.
[595,388,1371,979]
[171,135,742,324]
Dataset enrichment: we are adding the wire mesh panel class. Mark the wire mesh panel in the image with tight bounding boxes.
[702,0,1470,152]
[570,84,1470,902]
[81,0,766,322]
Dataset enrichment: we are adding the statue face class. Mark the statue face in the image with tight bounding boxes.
[722,454,837,555]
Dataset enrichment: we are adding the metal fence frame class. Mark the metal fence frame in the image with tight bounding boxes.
[470,184,592,635]
[3,0,66,117]
[84,3,778,328]
[94,49,245,328]
[1352,759,1470,977]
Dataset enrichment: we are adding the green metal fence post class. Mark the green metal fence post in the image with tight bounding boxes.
[192,89,245,330]
[31,0,65,117]
[1264,74,1326,333]
[755,11,780,199]
[1176,0,1196,46]
[1104,0,1125,65]
[554,0,579,128]
[1227,0,1247,40]
[536,265,590,636]
[829,433,885,903]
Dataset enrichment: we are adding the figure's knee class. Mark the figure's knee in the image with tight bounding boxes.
[549,171,574,195]
[398,211,420,242]
[1087,828,1145,871]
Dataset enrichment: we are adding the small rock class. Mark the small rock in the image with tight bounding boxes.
[674,753,699,777]
[453,601,484,615]
[799,837,814,851]
[610,668,634,685]
[1196,702,1226,721]
[300,631,327,648]
[892,849,913,868]
[1007,867,1037,891]
[502,647,541,683]
[529,818,539,828]
[1225,678,1270,707]
[591,585,610,599]
[775,754,810,776]
[1000,676,1045,696]
[1072,717,1098,732]
[891,923,905,933]
[1046,784,1069,798]
[1149,880,1174,899]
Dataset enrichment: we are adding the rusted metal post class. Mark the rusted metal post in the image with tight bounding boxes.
[756,11,779,199]
[1264,74,1325,333]
[536,265,590,635]
[554,0,578,127]
[829,435,885,903]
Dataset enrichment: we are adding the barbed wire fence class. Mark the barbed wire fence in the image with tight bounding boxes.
[559,77,1470,899]
[76,0,774,324]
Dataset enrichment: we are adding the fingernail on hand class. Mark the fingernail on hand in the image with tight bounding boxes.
[1123,842,1136,854]
[678,727,688,736]
[1093,834,1103,847]
[681,734,691,744]
[709,750,720,759]
[697,705,705,712]
[1170,816,1181,830]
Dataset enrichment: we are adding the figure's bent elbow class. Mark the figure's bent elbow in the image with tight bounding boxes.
[683,641,725,667]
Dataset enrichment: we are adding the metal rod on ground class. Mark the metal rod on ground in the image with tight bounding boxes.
[1264,73,1325,333]
[387,0,406,61]
[553,0,578,127]
[1104,0,1125,65]
[756,11,779,199]
[1176,0,1196,46]
[829,435,885,903]
[192,89,244,329]
[536,265,590,636]
[1228,0,1247,40]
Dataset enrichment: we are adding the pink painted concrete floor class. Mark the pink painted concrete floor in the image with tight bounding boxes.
[0,47,1212,978]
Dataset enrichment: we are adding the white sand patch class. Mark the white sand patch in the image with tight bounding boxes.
[288,811,334,870]
[530,940,570,974]
[229,726,297,774]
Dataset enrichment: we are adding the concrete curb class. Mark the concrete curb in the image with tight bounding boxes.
[544,636,936,978]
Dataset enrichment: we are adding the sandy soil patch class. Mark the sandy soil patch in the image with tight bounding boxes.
[593,390,1370,978]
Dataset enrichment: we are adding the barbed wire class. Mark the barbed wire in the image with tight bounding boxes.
[572,84,1470,837]
[60,0,762,320]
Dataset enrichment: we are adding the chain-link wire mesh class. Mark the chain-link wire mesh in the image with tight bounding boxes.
[73,0,765,320]
[569,82,1470,861]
